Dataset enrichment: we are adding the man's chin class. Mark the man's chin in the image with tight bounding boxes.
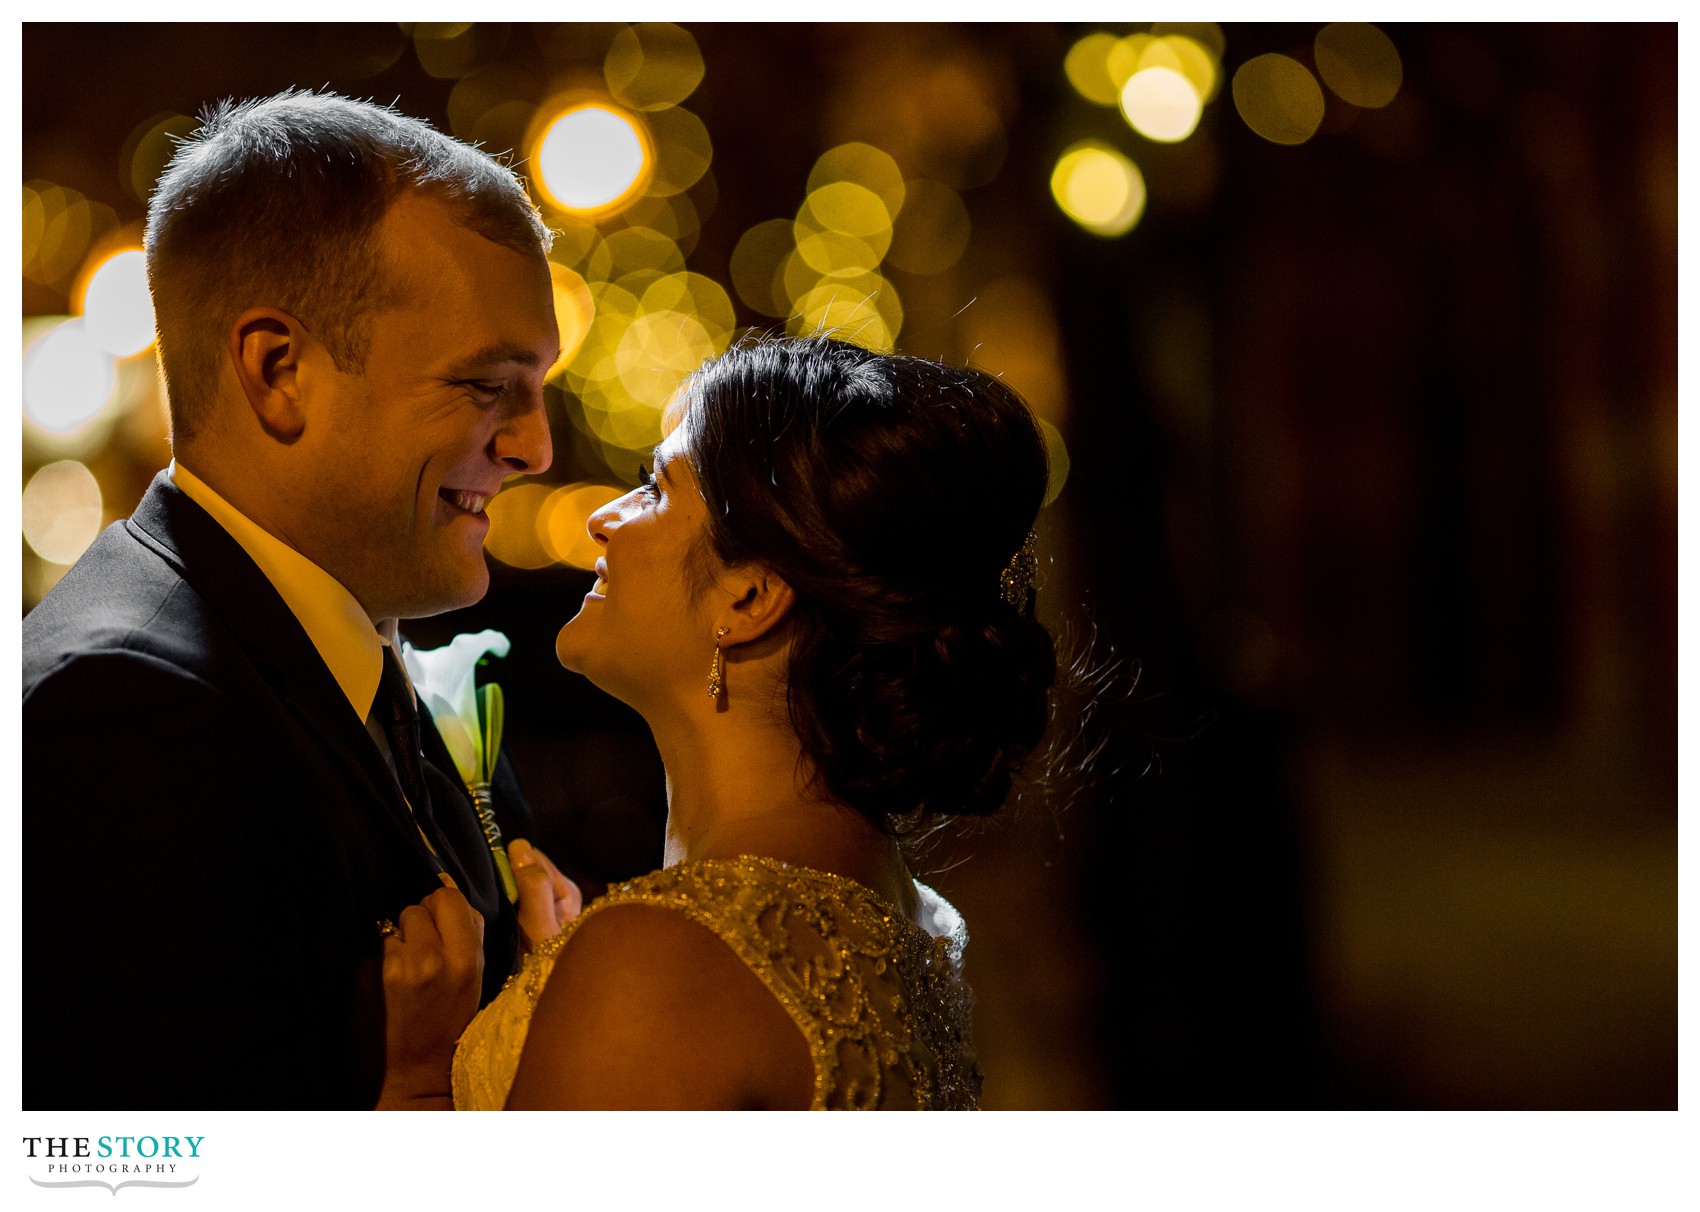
[390,565,489,623]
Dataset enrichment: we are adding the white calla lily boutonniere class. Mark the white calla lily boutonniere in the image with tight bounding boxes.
[401,629,520,904]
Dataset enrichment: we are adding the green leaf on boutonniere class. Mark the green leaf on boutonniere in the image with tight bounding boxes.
[477,682,504,785]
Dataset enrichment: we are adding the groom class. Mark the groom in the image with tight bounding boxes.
[23,91,564,1109]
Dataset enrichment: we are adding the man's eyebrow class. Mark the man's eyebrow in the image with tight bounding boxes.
[442,344,546,376]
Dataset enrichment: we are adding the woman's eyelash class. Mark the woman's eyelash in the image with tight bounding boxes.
[637,465,658,492]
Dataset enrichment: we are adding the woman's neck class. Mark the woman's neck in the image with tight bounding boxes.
[645,697,919,920]
[654,710,816,867]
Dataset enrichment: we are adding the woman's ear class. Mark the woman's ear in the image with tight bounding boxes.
[229,306,308,441]
[716,564,796,646]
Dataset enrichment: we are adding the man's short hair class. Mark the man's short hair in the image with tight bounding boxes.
[144,89,553,442]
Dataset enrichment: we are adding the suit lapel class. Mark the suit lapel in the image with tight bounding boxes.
[126,472,438,878]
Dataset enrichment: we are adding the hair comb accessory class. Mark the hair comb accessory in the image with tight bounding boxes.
[999,531,1039,614]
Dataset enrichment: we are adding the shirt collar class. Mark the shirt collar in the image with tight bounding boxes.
[170,459,386,721]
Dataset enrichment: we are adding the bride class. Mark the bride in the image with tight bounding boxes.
[384,335,1057,1110]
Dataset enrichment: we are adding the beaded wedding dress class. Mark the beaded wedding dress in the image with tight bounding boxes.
[452,855,982,1110]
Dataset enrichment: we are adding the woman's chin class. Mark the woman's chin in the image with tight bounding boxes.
[554,618,591,672]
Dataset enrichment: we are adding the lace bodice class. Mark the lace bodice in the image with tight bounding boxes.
[452,855,981,1110]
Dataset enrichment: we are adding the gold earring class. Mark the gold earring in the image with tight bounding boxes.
[708,627,730,699]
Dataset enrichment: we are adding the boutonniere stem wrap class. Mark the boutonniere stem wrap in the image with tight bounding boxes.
[401,630,520,905]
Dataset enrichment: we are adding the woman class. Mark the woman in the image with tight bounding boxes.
[396,336,1056,1109]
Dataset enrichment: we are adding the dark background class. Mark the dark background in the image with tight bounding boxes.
[21,22,1676,1108]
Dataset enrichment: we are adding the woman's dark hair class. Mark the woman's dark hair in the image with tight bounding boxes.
[678,336,1057,831]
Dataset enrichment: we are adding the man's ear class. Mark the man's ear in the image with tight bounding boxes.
[229,307,309,441]
[716,563,796,646]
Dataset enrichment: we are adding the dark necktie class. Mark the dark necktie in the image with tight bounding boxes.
[376,643,458,884]
[377,645,430,817]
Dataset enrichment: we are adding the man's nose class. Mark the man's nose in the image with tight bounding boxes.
[493,388,553,475]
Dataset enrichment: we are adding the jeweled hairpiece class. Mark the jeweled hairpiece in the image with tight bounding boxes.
[999,531,1038,614]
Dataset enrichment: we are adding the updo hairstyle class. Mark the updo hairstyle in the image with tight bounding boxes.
[678,336,1057,830]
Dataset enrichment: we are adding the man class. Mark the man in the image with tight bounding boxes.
[23,90,570,1109]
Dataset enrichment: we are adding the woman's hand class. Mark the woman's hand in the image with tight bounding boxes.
[509,838,583,952]
[374,884,485,1110]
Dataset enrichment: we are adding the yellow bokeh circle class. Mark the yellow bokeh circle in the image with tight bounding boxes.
[1050,142,1146,238]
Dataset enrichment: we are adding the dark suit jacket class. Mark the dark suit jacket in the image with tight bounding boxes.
[22,471,532,1109]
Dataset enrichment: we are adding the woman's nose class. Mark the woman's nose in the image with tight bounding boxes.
[586,497,622,545]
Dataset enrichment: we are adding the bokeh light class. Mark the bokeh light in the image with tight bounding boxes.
[1050,142,1146,238]
[22,460,104,566]
[1105,34,1154,93]
[412,22,508,81]
[729,219,796,317]
[621,190,704,255]
[886,178,971,275]
[796,181,893,271]
[540,482,627,569]
[551,233,737,468]
[807,143,906,215]
[533,104,651,214]
[119,113,196,205]
[804,181,893,244]
[24,182,116,288]
[603,225,687,277]
[23,318,119,435]
[23,184,45,269]
[957,276,1069,427]
[1233,54,1326,146]
[789,279,900,352]
[908,56,1010,187]
[764,143,918,347]
[548,261,596,374]
[616,309,715,408]
[1107,33,1223,110]
[1120,66,1204,143]
[645,271,734,344]
[1064,33,1123,106]
[605,23,705,111]
[1314,23,1404,110]
[78,248,155,357]
[643,106,714,197]
[447,63,539,144]
[483,482,556,569]
[467,100,535,161]
[1145,35,1220,103]
[1037,418,1071,506]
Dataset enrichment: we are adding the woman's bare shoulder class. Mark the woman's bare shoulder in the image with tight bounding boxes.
[503,900,813,1109]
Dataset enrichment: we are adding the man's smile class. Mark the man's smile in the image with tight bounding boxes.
[439,488,492,516]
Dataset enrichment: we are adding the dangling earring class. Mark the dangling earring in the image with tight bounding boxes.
[708,627,730,699]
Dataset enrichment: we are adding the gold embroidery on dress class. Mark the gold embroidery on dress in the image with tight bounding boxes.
[452,855,981,1110]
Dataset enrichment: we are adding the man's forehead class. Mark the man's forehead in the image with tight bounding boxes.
[368,203,559,374]
[375,192,547,284]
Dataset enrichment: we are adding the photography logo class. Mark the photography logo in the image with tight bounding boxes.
[22,1135,203,1195]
